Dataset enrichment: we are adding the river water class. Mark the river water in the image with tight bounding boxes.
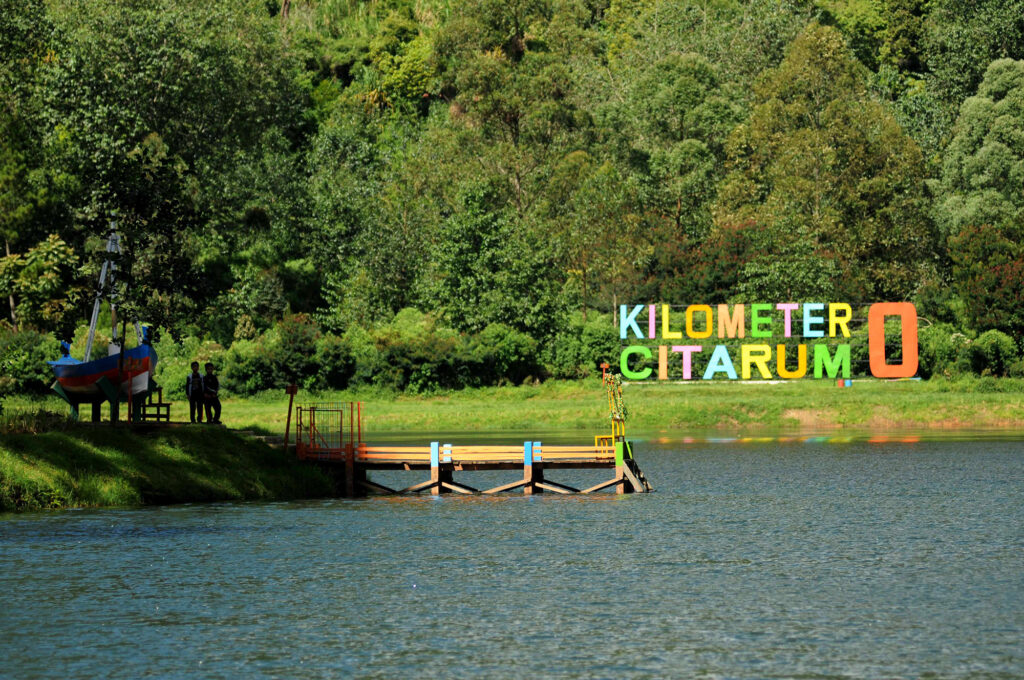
[1,438,1022,679]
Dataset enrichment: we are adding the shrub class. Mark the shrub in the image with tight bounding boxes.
[310,334,355,390]
[370,309,464,392]
[222,314,322,395]
[544,312,618,379]
[0,328,60,396]
[221,338,274,395]
[917,323,970,379]
[343,325,384,387]
[472,323,540,385]
[967,329,1019,376]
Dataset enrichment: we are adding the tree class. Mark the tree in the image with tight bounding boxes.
[714,22,936,301]
[0,234,83,338]
[0,1,77,330]
[38,0,306,337]
[923,0,1024,118]
[424,182,563,337]
[948,223,1024,341]
[937,59,1024,340]
[935,59,1024,237]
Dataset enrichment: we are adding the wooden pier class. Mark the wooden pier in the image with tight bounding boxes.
[285,371,651,496]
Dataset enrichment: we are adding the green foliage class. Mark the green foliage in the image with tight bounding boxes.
[544,312,619,379]
[368,308,467,392]
[3,0,1023,391]
[917,323,970,379]
[223,314,322,394]
[152,335,225,399]
[715,22,936,301]
[0,234,83,337]
[470,323,540,385]
[936,59,1024,237]
[923,0,1024,115]
[967,329,1019,377]
[425,182,564,337]
[817,0,887,69]
[0,328,60,395]
[948,223,1024,340]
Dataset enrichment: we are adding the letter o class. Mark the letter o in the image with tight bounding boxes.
[868,303,918,378]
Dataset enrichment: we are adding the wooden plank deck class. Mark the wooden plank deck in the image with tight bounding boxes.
[295,440,649,495]
[300,443,616,468]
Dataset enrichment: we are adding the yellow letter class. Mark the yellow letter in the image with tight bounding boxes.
[829,303,852,338]
[661,304,682,340]
[686,304,713,339]
[776,344,807,379]
[741,344,772,379]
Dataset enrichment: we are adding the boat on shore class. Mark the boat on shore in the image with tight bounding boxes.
[49,342,157,399]
[48,230,158,412]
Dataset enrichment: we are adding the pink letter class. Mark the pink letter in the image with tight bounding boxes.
[776,303,799,338]
[672,345,703,380]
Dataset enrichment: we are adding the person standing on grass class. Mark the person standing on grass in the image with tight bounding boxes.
[203,362,222,424]
[186,361,205,424]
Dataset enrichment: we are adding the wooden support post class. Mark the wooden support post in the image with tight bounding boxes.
[614,440,631,494]
[91,401,101,423]
[95,377,119,424]
[131,393,146,423]
[431,442,452,494]
[430,441,439,493]
[360,478,398,495]
[524,441,543,495]
[344,442,356,497]
[353,462,366,491]
[429,442,451,495]
[283,385,298,454]
[440,444,452,491]
[482,478,528,494]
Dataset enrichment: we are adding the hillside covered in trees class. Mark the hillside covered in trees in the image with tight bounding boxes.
[2,0,1024,393]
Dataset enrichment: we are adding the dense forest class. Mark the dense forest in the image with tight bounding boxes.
[2,0,1024,394]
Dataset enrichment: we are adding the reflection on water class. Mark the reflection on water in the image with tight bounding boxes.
[1,439,1022,679]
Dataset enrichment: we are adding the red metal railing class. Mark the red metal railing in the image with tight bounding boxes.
[294,402,362,461]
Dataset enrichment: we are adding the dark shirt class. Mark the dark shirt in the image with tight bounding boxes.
[204,374,219,398]
[186,373,204,400]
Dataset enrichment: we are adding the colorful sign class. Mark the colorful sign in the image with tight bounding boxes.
[618,302,918,380]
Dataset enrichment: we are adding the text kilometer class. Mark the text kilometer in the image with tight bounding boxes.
[618,302,918,380]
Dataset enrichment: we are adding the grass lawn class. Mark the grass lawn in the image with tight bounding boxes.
[210,378,1024,436]
[5,377,1023,438]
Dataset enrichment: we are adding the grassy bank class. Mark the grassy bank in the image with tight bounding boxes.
[207,377,1024,435]
[0,424,334,512]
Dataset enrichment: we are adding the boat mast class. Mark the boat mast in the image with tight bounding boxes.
[83,230,119,362]
[82,228,144,361]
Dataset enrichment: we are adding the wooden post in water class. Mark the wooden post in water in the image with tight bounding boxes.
[429,442,449,494]
[344,439,356,496]
[615,440,628,494]
[523,441,544,494]
[283,385,298,453]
